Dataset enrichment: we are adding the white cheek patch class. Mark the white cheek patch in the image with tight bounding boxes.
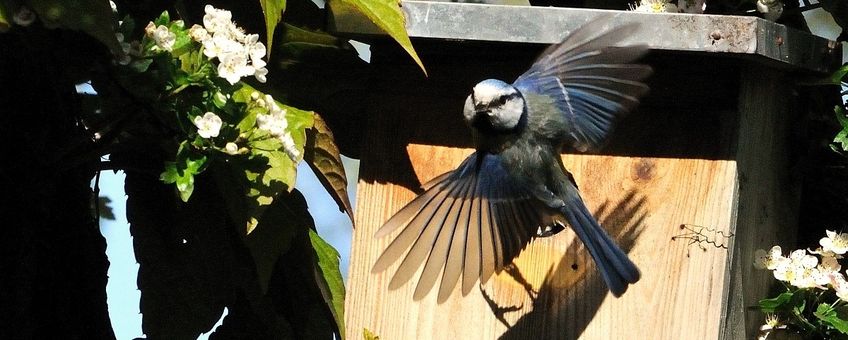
[491,97,524,130]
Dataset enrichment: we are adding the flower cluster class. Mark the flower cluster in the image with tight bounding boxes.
[187,5,268,85]
[253,93,299,160]
[755,231,848,297]
[754,231,848,338]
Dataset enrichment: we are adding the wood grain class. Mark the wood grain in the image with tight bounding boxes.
[347,144,738,339]
[719,64,800,340]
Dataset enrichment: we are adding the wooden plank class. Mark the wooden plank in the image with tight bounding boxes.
[719,64,800,339]
[347,144,739,339]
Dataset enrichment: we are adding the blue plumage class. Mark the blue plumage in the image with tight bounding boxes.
[373,18,652,302]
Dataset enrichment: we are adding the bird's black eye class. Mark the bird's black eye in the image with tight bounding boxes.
[497,95,509,105]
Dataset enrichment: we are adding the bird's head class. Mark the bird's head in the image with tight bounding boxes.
[463,79,526,133]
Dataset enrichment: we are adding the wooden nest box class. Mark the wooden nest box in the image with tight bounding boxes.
[329,4,841,339]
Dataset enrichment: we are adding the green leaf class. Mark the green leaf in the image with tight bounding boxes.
[363,328,380,340]
[281,102,314,162]
[309,229,346,340]
[160,145,207,202]
[815,303,848,334]
[169,24,193,58]
[153,10,169,26]
[232,84,315,231]
[0,3,10,32]
[232,84,254,103]
[759,291,795,313]
[837,105,848,127]
[336,0,426,74]
[260,149,297,190]
[212,91,228,109]
[280,23,341,46]
[304,113,354,225]
[259,0,286,58]
[832,64,848,84]
[27,0,122,55]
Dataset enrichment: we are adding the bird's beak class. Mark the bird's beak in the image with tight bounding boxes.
[474,102,491,115]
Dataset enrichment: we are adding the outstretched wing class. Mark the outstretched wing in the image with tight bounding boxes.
[513,20,652,152]
[372,152,556,303]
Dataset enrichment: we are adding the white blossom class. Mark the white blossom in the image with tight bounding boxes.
[785,250,818,287]
[630,0,678,13]
[224,142,239,155]
[757,314,787,340]
[257,118,288,141]
[791,249,818,269]
[218,52,254,85]
[202,5,234,34]
[198,5,269,84]
[832,272,848,302]
[811,253,844,287]
[764,249,821,288]
[255,95,298,159]
[203,34,241,59]
[115,33,132,65]
[253,66,268,83]
[13,6,36,26]
[281,133,299,161]
[193,112,223,138]
[110,1,118,13]
[789,269,818,288]
[243,34,267,62]
[809,247,844,259]
[821,230,848,255]
[147,23,176,52]
[189,24,210,42]
[145,22,156,37]
[754,246,785,270]
[256,96,288,138]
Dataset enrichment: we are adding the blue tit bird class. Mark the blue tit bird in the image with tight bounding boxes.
[371,19,652,303]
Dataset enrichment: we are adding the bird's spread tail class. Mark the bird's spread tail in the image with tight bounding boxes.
[561,198,639,297]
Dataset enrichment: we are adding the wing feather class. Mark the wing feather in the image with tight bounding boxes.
[514,18,652,152]
[389,177,465,290]
[413,176,471,300]
[372,153,554,301]
[461,172,484,294]
[479,177,499,285]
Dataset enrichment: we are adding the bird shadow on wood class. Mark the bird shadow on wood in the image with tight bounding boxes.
[483,189,647,340]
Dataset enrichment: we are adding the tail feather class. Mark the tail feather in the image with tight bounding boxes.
[562,199,639,297]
